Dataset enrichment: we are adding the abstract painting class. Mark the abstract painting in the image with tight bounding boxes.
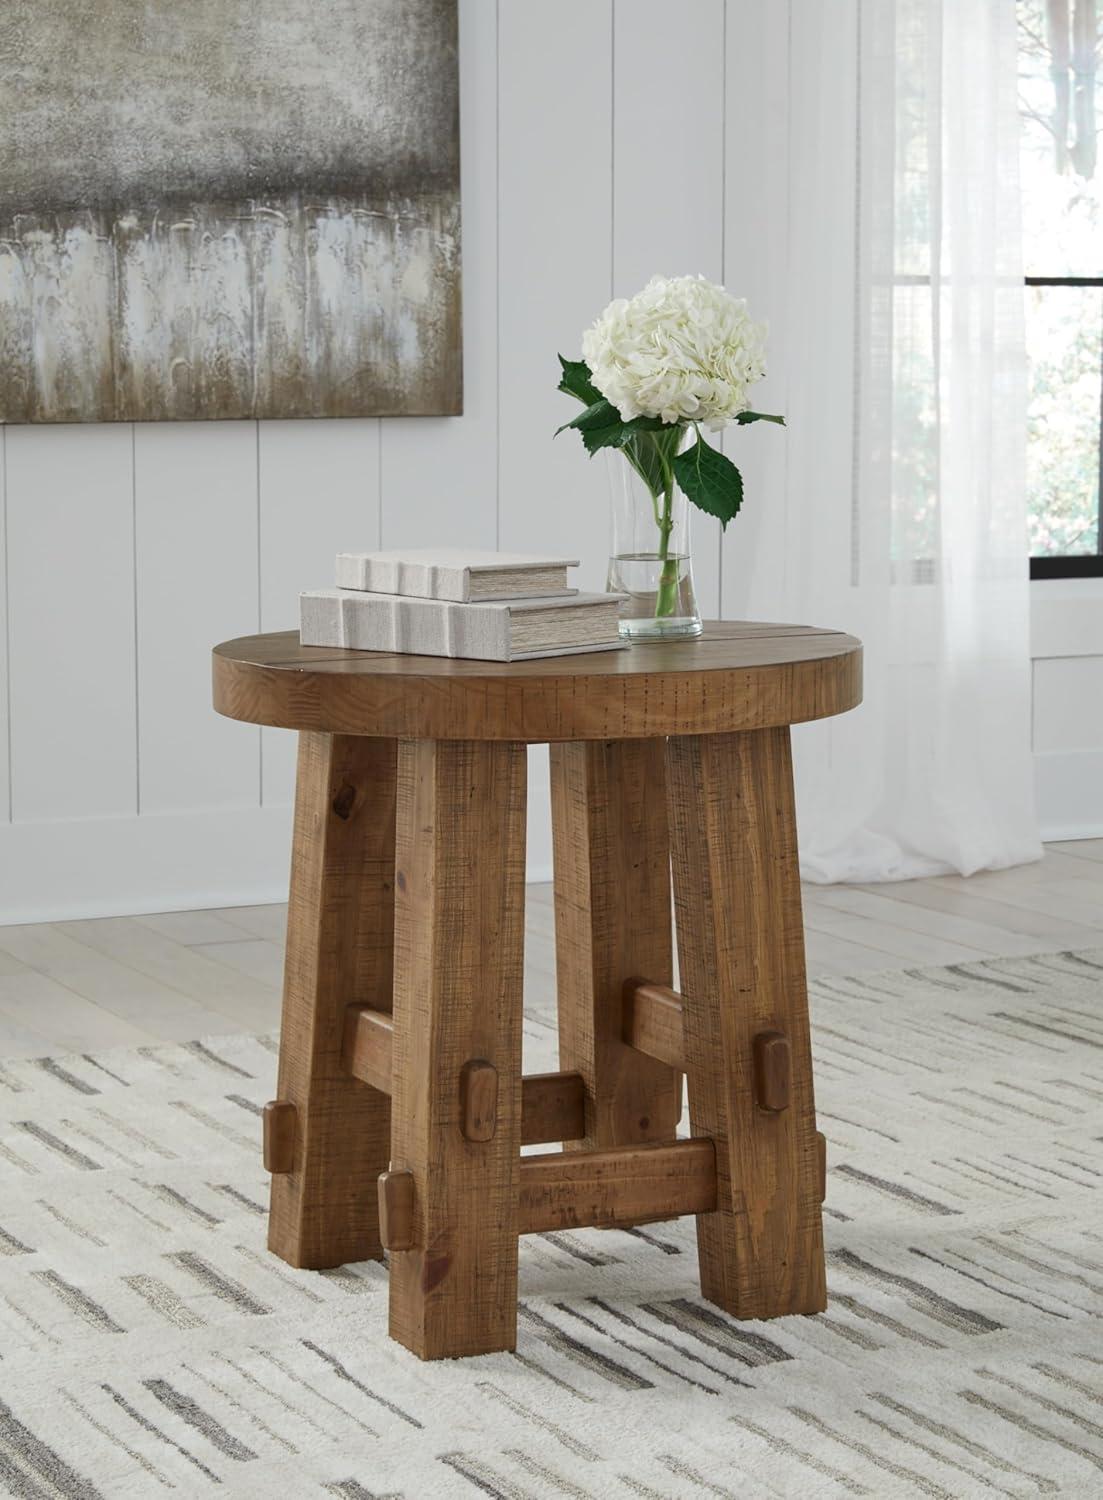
[0,0,461,422]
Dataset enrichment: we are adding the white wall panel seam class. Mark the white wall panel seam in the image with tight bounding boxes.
[495,0,501,550]
[131,422,141,816]
[610,2,616,302]
[719,0,729,616]
[784,0,793,606]
[255,419,264,805]
[1,426,10,822]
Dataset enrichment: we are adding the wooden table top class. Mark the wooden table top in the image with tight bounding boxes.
[212,622,862,741]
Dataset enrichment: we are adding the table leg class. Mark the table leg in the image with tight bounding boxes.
[388,739,527,1359]
[268,732,396,1269]
[666,727,826,1319]
[551,739,681,1150]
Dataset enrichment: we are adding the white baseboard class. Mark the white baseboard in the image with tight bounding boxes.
[1043,825,1103,843]
[1034,749,1103,844]
[0,803,557,926]
[0,805,294,926]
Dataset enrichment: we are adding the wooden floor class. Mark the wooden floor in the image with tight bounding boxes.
[0,840,1101,1059]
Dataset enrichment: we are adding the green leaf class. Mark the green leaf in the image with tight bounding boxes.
[734,410,786,426]
[582,421,631,456]
[554,398,621,437]
[673,434,744,528]
[621,431,666,493]
[569,408,672,454]
[623,424,684,495]
[583,417,682,463]
[557,355,603,407]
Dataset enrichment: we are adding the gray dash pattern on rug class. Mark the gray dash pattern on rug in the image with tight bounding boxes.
[1,950,1102,1497]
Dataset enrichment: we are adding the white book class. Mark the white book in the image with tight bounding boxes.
[335,548,580,602]
[300,589,627,662]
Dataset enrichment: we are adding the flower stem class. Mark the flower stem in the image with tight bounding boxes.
[654,444,680,619]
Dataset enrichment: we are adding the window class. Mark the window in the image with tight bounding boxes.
[1019,0,1103,577]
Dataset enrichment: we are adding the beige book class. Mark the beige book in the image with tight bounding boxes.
[335,548,580,602]
[300,589,627,662]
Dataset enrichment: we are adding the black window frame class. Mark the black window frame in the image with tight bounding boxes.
[1024,287,1103,582]
[1018,0,1103,582]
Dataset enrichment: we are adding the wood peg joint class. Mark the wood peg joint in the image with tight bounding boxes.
[262,1100,296,1174]
[752,1030,791,1112]
[378,1169,416,1251]
[460,1059,499,1142]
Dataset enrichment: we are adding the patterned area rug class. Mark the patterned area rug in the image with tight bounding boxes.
[1,951,1102,1498]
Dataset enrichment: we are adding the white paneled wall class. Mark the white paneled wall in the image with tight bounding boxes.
[2,0,725,922]
[136,423,260,814]
[497,6,610,588]
[0,1,1095,923]
[7,426,137,824]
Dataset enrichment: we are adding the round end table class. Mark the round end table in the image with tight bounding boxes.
[213,621,862,1360]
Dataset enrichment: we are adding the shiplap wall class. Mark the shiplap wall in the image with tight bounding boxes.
[0,1,1094,924]
[0,0,739,923]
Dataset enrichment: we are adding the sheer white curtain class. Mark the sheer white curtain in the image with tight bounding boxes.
[733,0,1041,882]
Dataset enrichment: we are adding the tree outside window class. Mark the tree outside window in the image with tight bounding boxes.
[1019,0,1103,573]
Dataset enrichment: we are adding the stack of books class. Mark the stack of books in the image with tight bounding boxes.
[300,549,627,662]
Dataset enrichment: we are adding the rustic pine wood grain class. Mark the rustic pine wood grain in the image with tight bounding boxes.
[460,1060,499,1143]
[388,738,527,1360]
[262,1100,296,1175]
[551,738,681,1151]
[339,1007,586,1146]
[378,1169,415,1252]
[520,1071,587,1146]
[212,624,863,742]
[667,727,827,1319]
[623,980,685,1071]
[379,1139,716,1243]
[268,733,396,1269]
[340,1004,393,1093]
[753,1030,792,1112]
[518,1138,717,1234]
[212,621,861,1352]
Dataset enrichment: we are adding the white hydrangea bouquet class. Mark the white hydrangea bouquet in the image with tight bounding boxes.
[557,274,782,637]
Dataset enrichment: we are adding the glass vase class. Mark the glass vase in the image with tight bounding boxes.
[605,438,703,639]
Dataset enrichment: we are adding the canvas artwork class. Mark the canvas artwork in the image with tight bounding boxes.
[0,0,461,423]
